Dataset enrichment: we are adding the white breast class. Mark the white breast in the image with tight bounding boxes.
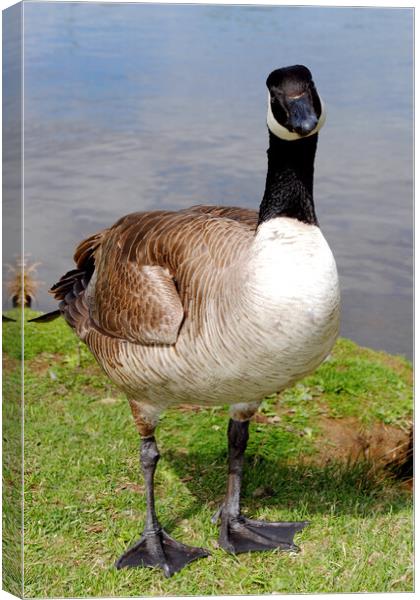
[248,218,338,304]
[242,217,340,383]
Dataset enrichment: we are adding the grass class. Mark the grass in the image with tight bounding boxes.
[2,308,414,596]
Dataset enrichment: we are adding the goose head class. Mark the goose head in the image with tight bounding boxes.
[266,65,326,141]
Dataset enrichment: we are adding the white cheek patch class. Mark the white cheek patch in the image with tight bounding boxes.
[267,91,326,141]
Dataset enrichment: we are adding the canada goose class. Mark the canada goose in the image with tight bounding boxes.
[32,65,340,577]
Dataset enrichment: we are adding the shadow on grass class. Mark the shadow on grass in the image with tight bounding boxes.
[162,445,412,529]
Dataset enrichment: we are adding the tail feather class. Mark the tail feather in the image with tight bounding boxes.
[45,229,102,335]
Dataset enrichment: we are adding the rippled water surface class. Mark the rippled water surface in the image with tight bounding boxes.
[4,3,413,357]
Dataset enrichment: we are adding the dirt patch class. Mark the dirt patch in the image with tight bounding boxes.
[26,353,63,376]
[3,354,20,372]
[315,416,412,470]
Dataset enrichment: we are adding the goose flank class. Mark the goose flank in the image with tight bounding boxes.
[35,65,340,577]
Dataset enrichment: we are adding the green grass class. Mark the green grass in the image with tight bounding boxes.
[2,311,23,597]
[2,309,413,596]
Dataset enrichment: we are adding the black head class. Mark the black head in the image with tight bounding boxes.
[266,65,325,140]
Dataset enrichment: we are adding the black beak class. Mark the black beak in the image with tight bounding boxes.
[285,93,318,136]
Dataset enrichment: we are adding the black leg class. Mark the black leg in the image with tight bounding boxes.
[218,419,309,554]
[116,436,210,577]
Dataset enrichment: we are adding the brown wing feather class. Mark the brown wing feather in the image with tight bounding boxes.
[50,205,256,345]
[188,205,258,228]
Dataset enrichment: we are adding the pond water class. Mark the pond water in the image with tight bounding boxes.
[3,2,413,358]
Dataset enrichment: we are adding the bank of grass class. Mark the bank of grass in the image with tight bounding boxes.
[2,308,413,596]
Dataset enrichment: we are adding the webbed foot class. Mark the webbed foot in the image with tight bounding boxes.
[219,514,309,554]
[116,528,210,577]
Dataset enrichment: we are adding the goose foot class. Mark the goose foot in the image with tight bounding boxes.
[218,514,309,554]
[115,529,210,577]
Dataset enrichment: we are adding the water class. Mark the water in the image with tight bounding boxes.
[3,2,413,358]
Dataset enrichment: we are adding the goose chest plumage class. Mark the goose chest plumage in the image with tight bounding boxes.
[38,65,340,577]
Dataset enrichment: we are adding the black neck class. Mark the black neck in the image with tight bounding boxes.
[258,131,319,226]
